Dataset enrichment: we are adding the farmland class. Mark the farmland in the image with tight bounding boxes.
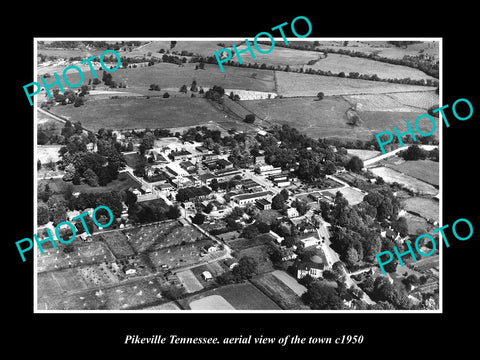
[275,71,437,97]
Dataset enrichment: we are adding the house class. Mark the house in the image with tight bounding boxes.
[224,258,239,270]
[201,271,213,281]
[296,249,327,279]
[132,188,142,197]
[274,180,291,187]
[203,244,219,253]
[255,198,271,210]
[268,230,284,244]
[195,146,211,154]
[286,207,299,218]
[254,155,266,165]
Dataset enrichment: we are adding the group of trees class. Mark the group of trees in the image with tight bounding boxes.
[59,123,126,187]
[398,144,439,162]
[256,125,344,183]
[128,199,181,224]
[216,256,259,285]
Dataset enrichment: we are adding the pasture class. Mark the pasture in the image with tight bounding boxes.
[386,159,439,186]
[275,71,437,97]
[49,96,243,132]
[343,92,438,112]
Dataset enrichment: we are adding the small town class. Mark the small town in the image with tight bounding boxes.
[36,39,440,311]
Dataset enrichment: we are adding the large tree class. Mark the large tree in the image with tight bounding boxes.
[301,282,343,310]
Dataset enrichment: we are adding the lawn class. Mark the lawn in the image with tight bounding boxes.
[275,70,437,97]
[49,96,242,132]
[386,159,439,186]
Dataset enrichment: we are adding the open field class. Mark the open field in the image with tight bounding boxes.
[369,166,438,196]
[307,53,436,81]
[346,149,381,160]
[250,271,309,310]
[403,197,439,221]
[275,71,437,97]
[386,159,439,186]
[359,111,440,140]
[123,40,228,58]
[189,295,235,310]
[404,213,430,235]
[181,282,281,310]
[315,40,439,60]
[343,91,438,112]
[271,270,307,296]
[49,96,239,132]
[230,43,321,67]
[240,96,373,141]
[38,171,141,195]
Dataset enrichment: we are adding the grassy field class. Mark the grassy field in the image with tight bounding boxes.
[359,111,440,140]
[275,71,437,97]
[241,96,373,141]
[403,197,439,220]
[250,272,308,310]
[236,245,274,274]
[346,149,381,160]
[229,43,321,67]
[49,96,242,131]
[386,159,439,186]
[307,53,435,81]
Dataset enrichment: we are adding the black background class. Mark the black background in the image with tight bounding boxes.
[6,4,477,356]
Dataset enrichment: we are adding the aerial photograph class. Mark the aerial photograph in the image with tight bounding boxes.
[35,39,440,311]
